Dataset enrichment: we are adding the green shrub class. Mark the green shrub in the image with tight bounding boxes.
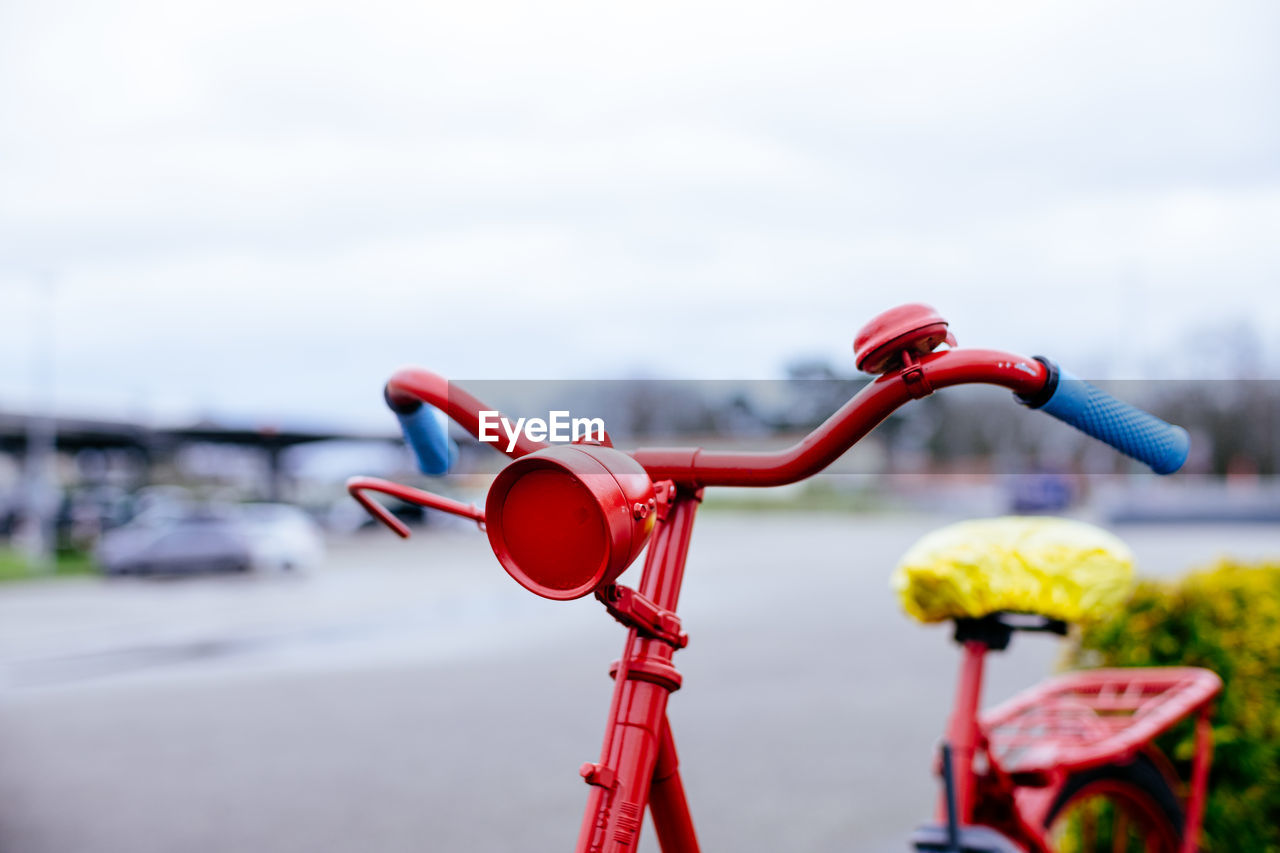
[1067,560,1280,852]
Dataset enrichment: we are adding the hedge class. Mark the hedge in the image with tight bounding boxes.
[1067,560,1280,852]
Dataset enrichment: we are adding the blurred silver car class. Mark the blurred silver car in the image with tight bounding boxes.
[96,503,324,576]
[237,503,326,572]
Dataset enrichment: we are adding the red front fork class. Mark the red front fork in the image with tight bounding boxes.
[575,488,702,853]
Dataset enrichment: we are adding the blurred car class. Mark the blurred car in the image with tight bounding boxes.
[237,503,325,571]
[1008,472,1075,513]
[96,503,324,576]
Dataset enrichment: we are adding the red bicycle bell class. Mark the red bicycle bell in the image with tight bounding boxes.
[485,445,657,600]
[853,303,957,375]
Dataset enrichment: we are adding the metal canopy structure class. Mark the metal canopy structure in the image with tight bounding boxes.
[0,411,393,454]
[0,411,399,501]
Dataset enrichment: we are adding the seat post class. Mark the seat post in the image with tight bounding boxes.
[939,638,989,826]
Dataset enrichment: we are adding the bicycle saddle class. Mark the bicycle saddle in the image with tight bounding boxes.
[891,516,1134,625]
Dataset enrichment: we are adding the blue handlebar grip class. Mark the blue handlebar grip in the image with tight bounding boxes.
[1022,360,1189,475]
[394,404,457,476]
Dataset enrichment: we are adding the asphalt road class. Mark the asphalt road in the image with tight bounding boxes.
[0,514,1275,853]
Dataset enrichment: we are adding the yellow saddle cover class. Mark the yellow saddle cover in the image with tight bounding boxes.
[892,517,1134,624]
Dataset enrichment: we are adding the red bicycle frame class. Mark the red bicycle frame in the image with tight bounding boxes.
[357,332,1211,852]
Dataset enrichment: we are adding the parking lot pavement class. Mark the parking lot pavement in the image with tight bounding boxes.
[0,514,1275,853]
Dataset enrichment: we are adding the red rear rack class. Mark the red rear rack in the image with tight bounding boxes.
[981,667,1221,776]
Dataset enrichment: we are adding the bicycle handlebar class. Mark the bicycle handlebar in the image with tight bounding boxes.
[633,348,1048,486]
[384,367,547,474]
[384,388,456,476]
[383,348,1188,485]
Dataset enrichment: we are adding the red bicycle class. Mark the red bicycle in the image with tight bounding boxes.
[349,304,1218,853]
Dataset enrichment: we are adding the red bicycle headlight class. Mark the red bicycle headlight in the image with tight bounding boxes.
[485,445,656,600]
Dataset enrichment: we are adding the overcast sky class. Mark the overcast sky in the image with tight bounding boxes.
[1,0,1277,429]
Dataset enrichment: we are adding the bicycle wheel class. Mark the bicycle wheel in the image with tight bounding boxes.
[1043,754,1184,853]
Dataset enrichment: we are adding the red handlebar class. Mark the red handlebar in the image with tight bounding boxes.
[385,367,549,459]
[636,349,1046,486]
[384,348,1048,488]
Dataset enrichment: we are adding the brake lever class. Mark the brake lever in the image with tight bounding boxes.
[346,476,485,539]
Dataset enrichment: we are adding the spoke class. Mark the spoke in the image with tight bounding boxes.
[1080,798,1097,850]
[1111,807,1128,853]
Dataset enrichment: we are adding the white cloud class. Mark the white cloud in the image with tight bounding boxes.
[0,0,1277,426]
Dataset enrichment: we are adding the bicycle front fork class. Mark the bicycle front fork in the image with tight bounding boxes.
[575,488,702,853]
